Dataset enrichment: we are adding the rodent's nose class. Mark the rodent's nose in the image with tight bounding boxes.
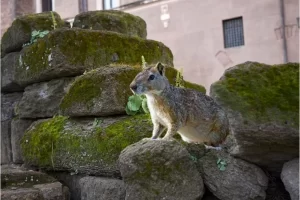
[130,84,137,91]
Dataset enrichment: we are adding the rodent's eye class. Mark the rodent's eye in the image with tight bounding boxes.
[148,74,155,81]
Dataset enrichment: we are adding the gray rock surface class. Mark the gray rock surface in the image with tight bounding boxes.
[17,78,74,118]
[60,66,140,117]
[11,118,35,163]
[281,158,299,200]
[1,121,12,164]
[1,52,24,92]
[197,150,268,200]
[1,188,43,200]
[1,12,66,56]
[210,62,299,174]
[33,182,70,200]
[50,172,83,200]
[118,140,204,200]
[1,92,23,121]
[73,10,147,38]
[79,176,125,200]
[1,165,69,200]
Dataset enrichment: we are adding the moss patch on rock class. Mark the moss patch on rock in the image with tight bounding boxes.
[15,28,173,86]
[165,67,206,93]
[21,115,152,176]
[210,62,299,127]
[1,11,66,56]
[73,10,147,38]
[59,66,141,116]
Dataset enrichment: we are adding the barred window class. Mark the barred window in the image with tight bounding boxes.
[223,17,244,48]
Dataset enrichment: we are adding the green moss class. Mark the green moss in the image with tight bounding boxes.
[96,114,152,163]
[165,67,206,93]
[73,10,147,38]
[184,80,206,93]
[21,116,68,166]
[211,62,299,127]
[16,28,173,85]
[59,67,141,111]
[21,115,152,171]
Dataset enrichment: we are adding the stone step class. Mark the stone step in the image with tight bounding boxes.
[1,165,70,200]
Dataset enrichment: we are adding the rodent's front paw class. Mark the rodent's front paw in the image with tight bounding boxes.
[142,137,161,141]
[142,137,152,141]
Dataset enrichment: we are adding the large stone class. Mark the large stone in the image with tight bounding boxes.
[1,52,24,92]
[1,92,23,121]
[1,165,69,200]
[15,28,173,87]
[17,78,74,118]
[1,121,12,164]
[79,176,125,200]
[196,150,268,200]
[210,62,299,174]
[73,10,147,38]
[21,115,152,176]
[60,66,140,117]
[281,158,299,200]
[1,11,66,56]
[50,173,83,200]
[11,118,35,164]
[33,182,70,200]
[118,140,204,200]
[1,188,43,200]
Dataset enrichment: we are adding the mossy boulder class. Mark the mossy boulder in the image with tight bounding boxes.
[210,61,299,174]
[15,28,173,87]
[1,12,66,57]
[118,140,204,200]
[21,115,152,176]
[60,66,140,117]
[73,10,147,38]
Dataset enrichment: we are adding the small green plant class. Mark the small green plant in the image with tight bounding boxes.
[23,30,49,47]
[141,55,147,69]
[125,94,149,115]
[92,118,102,127]
[217,158,227,171]
[176,68,184,88]
[50,11,57,29]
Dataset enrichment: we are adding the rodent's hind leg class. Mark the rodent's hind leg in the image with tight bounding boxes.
[151,123,165,139]
[161,124,179,141]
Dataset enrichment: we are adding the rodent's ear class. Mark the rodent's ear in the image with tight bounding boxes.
[155,62,165,76]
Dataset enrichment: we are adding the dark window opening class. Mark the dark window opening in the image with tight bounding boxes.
[79,0,88,13]
[42,0,52,12]
[223,17,245,48]
[103,0,119,10]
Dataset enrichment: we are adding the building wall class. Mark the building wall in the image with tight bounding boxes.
[124,0,299,91]
[1,0,15,36]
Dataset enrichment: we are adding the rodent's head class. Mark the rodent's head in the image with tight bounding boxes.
[130,62,169,95]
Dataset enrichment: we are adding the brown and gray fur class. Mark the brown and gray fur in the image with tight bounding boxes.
[130,63,229,146]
